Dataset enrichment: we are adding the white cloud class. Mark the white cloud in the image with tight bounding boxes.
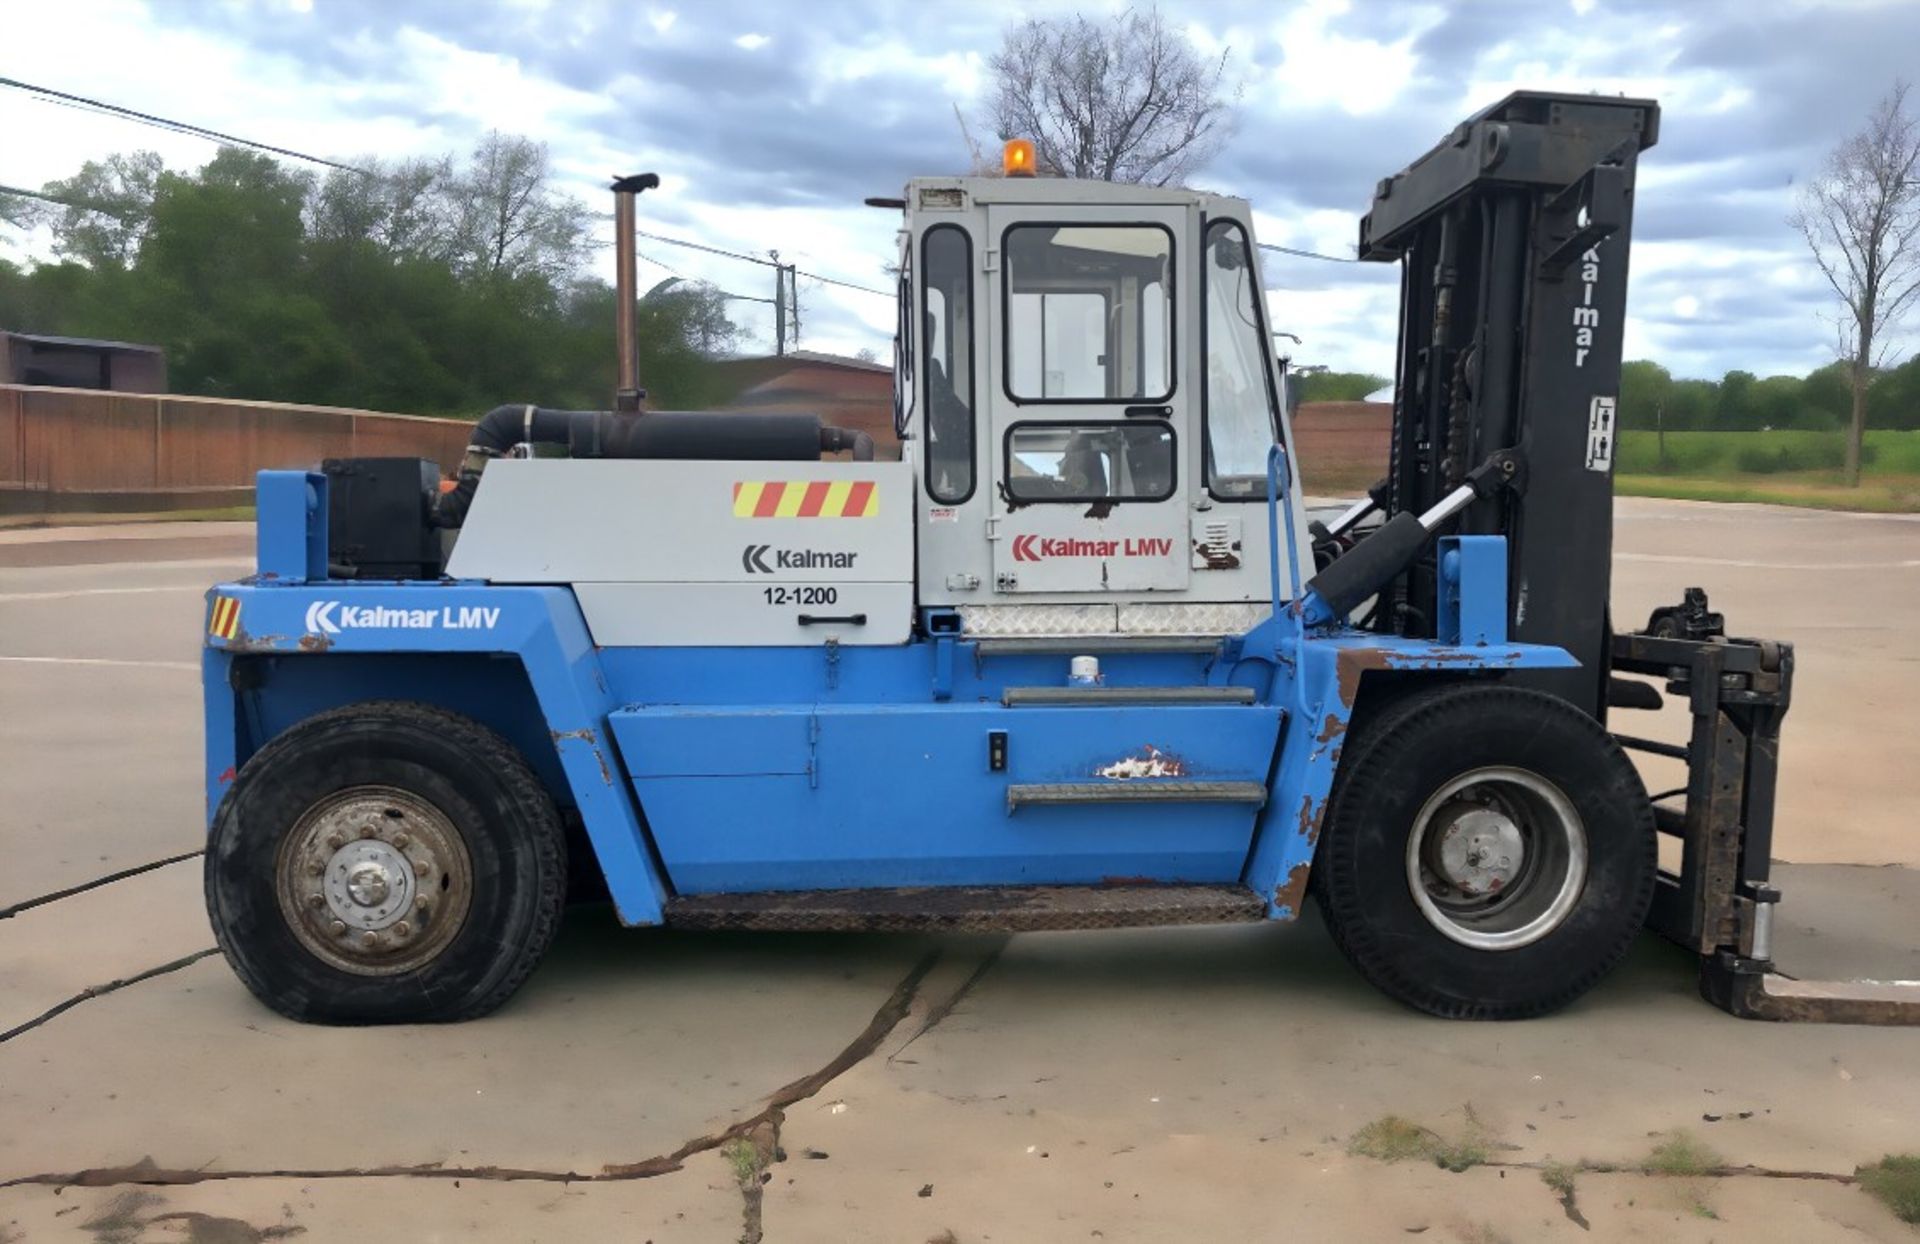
[8,0,1913,378]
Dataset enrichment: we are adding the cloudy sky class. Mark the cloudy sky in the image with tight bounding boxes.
[3,0,1917,381]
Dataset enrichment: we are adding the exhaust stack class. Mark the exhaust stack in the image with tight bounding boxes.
[611,173,661,412]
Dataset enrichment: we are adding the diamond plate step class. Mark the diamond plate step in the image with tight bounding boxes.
[1001,685,1257,707]
[1006,780,1270,810]
[663,883,1267,932]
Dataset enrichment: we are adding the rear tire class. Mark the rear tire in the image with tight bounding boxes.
[1314,683,1655,1019]
[205,701,567,1024]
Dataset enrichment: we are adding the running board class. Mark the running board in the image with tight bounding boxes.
[663,883,1267,933]
[1002,685,1257,707]
[1006,780,1269,810]
[974,635,1224,656]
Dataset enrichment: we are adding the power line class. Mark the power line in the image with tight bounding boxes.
[632,226,891,298]
[0,75,374,177]
[0,183,139,218]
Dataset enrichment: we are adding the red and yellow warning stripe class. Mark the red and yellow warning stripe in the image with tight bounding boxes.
[208,595,242,640]
[732,480,877,518]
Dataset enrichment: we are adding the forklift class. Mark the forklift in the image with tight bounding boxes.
[200,92,1918,1025]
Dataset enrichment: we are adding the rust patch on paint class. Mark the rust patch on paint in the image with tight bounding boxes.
[1335,647,1393,707]
[1295,793,1331,845]
[1100,875,1157,887]
[1271,862,1312,919]
[216,766,236,785]
[551,728,614,785]
[1096,746,1187,780]
[296,633,331,652]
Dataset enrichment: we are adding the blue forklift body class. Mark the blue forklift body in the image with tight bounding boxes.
[203,468,1575,928]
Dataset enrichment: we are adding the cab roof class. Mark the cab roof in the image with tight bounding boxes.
[902,176,1248,215]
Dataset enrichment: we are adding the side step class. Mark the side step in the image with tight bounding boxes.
[1002,685,1256,707]
[1006,781,1269,810]
[664,883,1268,933]
[974,635,1223,656]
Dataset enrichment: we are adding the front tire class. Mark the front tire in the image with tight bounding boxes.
[205,701,567,1024]
[1315,684,1655,1020]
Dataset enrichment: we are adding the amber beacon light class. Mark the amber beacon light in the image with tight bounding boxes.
[1003,138,1036,177]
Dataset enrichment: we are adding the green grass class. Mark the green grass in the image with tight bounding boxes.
[1347,1115,1491,1172]
[1607,429,1920,512]
[1857,1154,1920,1223]
[1617,473,1920,512]
[721,1137,760,1188]
[1540,1160,1579,1196]
[1642,1131,1722,1177]
[1617,428,1920,475]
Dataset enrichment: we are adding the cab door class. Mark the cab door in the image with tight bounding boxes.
[985,205,1192,594]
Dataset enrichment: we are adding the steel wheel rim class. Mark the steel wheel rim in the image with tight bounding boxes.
[1404,765,1587,951]
[274,785,473,976]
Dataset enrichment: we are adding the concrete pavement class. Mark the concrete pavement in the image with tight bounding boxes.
[2,501,1916,1242]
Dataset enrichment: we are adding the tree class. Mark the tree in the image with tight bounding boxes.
[308,155,456,261]
[639,278,739,357]
[1792,80,1920,484]
[984,7,1234,185]
[36,151,165,268]
[450,132,588,282]
[1715,369,1758,430]
[1295,370,1389,402]
[1618,359,1672,430]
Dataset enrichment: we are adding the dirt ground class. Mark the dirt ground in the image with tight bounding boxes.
[2,503,1916,1242]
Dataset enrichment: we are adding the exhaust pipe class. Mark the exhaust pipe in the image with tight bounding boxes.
[611,172,661,412]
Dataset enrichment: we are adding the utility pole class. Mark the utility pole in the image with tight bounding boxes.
[770,250,786,356]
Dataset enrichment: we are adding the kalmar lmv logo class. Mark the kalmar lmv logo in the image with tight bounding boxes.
[1012,535,1174,562]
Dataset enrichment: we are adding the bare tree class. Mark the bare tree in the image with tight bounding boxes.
[309,156,458,261]
[1793,80,1920,485]
[451,132,589,282]
[983,7,1234,186]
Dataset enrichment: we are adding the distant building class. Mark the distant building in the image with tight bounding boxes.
[0,332,168,393]
[712,350,898,458]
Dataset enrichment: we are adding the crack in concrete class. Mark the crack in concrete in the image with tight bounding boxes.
[0,948,220,1045]
[889,937,1007,1063]
[1489,1157,1860,1185]
[0,950,944,1198]
[0,850,203,921]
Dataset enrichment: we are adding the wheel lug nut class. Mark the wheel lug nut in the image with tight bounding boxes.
[307,861,324,877]
[394,921,411,937]
[330,919,347,936]
[361,931,378,948]
[359,824,377,839]
[308,893,326,908]
[414,896,429,913]
[393,834,410,850]
[413,859,429,877]
[326,832,346,849]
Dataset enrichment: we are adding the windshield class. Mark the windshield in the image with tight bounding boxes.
[1202,219,1279,496]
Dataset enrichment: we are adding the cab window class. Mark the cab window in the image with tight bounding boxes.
[922,225,975,503]
[1202,219,1280,497]
[1004,224,1173,402]
[1005,421,1175,503]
